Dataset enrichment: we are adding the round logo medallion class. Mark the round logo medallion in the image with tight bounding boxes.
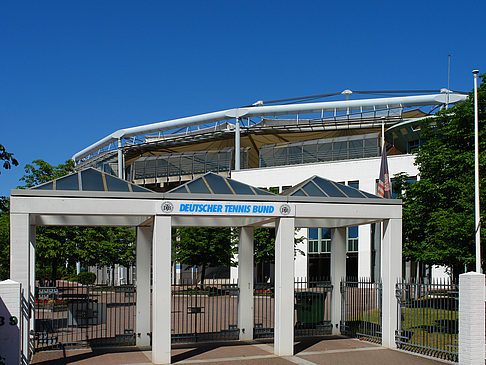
[280,204,291,215]
[161,202,174,213]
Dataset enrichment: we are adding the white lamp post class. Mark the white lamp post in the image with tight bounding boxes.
[473,70,481,272]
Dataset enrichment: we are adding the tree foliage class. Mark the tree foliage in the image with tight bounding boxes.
[397,74,486,278]
[173,227,236,284]
[19,159,74,187]
[0,144,18,173]
[0,199,10,279]
[0,159,137,282]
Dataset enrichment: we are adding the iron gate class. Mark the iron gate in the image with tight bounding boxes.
[171,280,239,343]
[340,278,382,343]
[34,280,136,351]
[396,279,458,361]
[254,278,333,339]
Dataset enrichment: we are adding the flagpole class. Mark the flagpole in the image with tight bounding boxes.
[382,119,385,149]
[473,70,481,273]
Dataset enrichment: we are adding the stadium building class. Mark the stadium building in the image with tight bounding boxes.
[72,89,468,283]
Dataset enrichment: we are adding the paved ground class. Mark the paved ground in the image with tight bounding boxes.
[32,336,449,365]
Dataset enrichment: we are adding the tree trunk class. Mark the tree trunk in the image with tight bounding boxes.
[51,260,58,285]
[112,264,116,286]
[200,263,207,288]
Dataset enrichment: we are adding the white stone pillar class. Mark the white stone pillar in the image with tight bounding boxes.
[152,216,172,364]
[357,224,371,277]
[381,218,402,348]
[373,223,381,282]
[274,217,295,356]
[330,227,346,335]
[136,226,152,347]
[459,272,485,365]
[294,228,307,280]
[0,280,22,365]
[29,225,36,333]
[10,213,32,363]
[238,227,254,340]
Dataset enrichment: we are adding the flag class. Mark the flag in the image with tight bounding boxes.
[378,144,391,198]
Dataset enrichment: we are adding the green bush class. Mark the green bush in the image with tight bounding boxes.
[77,271,96,285]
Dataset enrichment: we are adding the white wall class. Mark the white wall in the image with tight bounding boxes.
[232,154,418,279]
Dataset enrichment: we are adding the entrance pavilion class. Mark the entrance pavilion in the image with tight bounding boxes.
[10,169,402,364]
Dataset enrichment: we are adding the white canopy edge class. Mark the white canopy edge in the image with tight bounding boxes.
[72,93,467,162]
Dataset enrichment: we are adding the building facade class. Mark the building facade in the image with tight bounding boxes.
[73,90,467,281]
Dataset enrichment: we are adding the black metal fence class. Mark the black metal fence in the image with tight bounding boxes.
[171,280,239,343]
[33,280,136,351]
[254,277,332,339]
[396,279,458,362]
[340,278,382,343]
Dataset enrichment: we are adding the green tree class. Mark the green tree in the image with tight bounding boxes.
[19,159,74,187]
[173,227,236,285]
[0,144,18,173]
[397,74,486,279]
[17,159,76,281]
[16,159,136,283]
[95,227,136,286]
[0,198,10,279]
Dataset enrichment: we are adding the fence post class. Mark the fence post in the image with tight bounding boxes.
[459,272,485,365]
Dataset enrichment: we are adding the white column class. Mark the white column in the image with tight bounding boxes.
[294,228,307,280]
[235,118,241,170]
[29,225,36,333]
[357,224,371,277]
[330,228,346,335]
[117,138,123,178]
[373,223,381,282]
[152,216,172,364]
[381,218,402,348]
[238,227,254,340]
[0,280,22,365]
[136,226,152,347]
[274,217,295,356]
[10,213,32,364]
[459,272,485,365]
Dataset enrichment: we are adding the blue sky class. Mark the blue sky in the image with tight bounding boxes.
[1,1,485,196]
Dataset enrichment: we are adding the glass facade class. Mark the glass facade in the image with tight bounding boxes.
[132,149,249,181]
[259,132,380,168]
[308,228,331,254]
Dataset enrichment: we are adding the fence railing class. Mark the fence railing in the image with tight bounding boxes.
[340,278,382,343]
[34,280,136,351]
[254,277,332,339]
[396,279,458,362]
[171,280,239,343]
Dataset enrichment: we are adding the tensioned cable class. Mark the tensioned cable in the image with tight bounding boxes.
[251,89,468,107]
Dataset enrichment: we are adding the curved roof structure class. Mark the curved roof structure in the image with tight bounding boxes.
[72,91,468,165]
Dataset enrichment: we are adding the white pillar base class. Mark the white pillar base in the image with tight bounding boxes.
[459,272,485,365]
